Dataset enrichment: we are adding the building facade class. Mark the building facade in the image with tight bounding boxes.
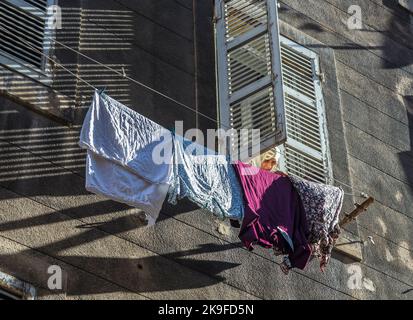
[0,0,412,299]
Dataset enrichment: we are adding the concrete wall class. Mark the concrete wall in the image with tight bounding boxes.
[0,0,412,299]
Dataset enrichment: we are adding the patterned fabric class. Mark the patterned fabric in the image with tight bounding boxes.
[167,134,244,220]
[289,175,344,272]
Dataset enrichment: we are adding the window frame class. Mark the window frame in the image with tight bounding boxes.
[277,35,334,184]
[0,0,57,84]
[214,0,286,157]
[214,1,333,183]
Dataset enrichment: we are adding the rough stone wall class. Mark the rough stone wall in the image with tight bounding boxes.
[0,0,411,299]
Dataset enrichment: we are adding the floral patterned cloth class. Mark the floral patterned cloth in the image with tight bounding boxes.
[288,176,344,272]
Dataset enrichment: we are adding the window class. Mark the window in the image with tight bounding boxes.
[215,1,332,184]
[0,0,55,79]
[215,0,286,156]
[277,37,332,184]
[0,270,36,300]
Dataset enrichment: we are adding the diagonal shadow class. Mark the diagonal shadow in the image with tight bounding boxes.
[0,242,241,297]
[399,96,413,193]
[0,200,135,232]
[381,0,413,68]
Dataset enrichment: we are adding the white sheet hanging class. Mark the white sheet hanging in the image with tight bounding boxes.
[79,91,174,223]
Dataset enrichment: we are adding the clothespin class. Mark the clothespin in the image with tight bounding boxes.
[97,86,106,95]
[360,192,369,199]
[339,196,374,227]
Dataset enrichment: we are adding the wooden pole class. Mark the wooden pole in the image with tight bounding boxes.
[339,197,375,227]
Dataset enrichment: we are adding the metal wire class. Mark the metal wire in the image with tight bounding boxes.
[0,24,370,197]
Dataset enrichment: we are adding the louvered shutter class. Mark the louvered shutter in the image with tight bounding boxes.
[215,0,286,157]
[277,36,332,184]
[25,0,48,11]
[0,0,51,71]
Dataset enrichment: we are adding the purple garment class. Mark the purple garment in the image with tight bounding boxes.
[233,161,312,270]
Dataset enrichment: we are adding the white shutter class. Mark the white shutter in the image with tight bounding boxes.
[0,0,51,71]
[215,0,286,157]
[25,0,48,11]
[278,37,332,184]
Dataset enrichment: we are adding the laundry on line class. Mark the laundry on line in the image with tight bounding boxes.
[79,91,174,224]
[79,91,348,274]
[168,133,244,221]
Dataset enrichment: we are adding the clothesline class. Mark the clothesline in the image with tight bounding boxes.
[1,25,219,125]
[0,25,369,198]
[79,92,346,274]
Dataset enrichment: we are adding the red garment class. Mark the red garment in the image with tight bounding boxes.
[233,161,312,270]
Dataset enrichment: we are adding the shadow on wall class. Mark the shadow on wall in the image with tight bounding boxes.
[0,104,198,215]
[0,0,238,298]
[396,97,413,295]
[0,134,235,295]
[279,5,386,51]
[53,6,134,108]
[0,6,133,115]
[0,124,86,184]
[0,98,219,297]
[381,0,413,68]
[399,96,413,192]
[0,242,240,297]
[279,2,413,67]
[0,145,228,296]
[0,119,239,295]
